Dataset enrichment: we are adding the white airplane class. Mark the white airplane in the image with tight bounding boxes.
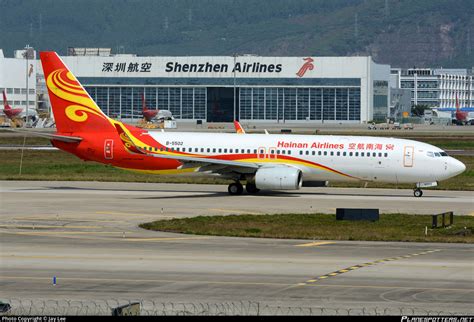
[33,51,466,197]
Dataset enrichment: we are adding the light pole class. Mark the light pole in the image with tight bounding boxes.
[233,53,237,121]
[24,45,31,126]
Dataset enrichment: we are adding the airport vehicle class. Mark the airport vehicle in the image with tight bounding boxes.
[33,52,465,197]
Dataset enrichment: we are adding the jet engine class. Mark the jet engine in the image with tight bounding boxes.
[254,166,303,190]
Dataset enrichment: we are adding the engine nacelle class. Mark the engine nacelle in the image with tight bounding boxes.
[255,166,303,190]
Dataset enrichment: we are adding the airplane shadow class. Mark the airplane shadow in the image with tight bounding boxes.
[16,186,453,199]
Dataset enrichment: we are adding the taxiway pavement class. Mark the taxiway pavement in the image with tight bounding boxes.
[1,181,473,314]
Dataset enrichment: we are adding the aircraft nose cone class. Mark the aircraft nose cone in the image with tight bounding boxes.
[451,158,466,176]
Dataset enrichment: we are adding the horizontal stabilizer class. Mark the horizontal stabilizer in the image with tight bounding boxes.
[7,129,83,143]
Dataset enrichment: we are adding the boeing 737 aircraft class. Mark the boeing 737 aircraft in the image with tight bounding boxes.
[34,52,465,197]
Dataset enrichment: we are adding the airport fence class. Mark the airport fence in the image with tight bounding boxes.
[1,299,467,316]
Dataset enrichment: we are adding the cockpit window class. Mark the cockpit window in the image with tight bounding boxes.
[428,151,448,157]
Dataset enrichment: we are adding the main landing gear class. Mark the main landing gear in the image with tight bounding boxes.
[413,188,423,197]
[227,182,260,195]
[228,182,244,195]
[245,182,260,194]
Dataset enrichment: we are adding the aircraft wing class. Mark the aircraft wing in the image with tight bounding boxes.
[114,123,258,172]
[7,129,83,143]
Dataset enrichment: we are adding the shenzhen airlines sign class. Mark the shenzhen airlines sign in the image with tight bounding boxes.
[165,61,283,73]
[296,57,314,77]
[94,57,323,78]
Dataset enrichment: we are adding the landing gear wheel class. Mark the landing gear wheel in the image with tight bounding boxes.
[246,183,260,194]
[228,182,243,195]
[413,188,423,197]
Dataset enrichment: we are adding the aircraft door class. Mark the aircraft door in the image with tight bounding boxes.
[403,146,414,167]
[268,147,277,159]
[104,139,114,160]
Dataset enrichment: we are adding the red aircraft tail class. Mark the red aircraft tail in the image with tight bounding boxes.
[3,90,11,110]
[40,52,114,133]
[142,93,147,112]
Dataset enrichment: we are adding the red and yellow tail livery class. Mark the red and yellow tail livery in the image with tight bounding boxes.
[41,52,113,133]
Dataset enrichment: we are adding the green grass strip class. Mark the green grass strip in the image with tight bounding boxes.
[140,213,474,243]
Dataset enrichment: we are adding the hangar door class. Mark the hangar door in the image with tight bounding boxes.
[207,87,238,122]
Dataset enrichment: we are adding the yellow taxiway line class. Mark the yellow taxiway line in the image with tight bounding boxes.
[294,241,334,247]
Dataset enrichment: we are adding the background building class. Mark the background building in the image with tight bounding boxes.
[390,68,474,109]
[1,48,391,123]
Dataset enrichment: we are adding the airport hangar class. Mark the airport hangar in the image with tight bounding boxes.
[34,49,390,124]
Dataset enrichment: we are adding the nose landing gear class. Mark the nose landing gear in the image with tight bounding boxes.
[413,188,423,197]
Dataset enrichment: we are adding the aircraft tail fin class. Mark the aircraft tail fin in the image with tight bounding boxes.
[233,121,246,134]
[3,90,11,110]
[142,93,147,112]
[39,51,113,133]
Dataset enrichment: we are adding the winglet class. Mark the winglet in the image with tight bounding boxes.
[114,123,146,155]
[233,121,246,134]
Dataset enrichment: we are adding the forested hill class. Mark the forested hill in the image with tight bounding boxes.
[1,0,473,68]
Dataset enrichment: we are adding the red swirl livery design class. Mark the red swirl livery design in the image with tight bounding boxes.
[35,52,465,197]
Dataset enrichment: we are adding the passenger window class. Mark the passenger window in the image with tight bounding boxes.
[330,151,334,156]
[195,148,198,152]
[305,151,309,155]
[361,152,364,157]
[378,152,382,157]
[323,151,327,156]
[276,150,280,154]
[318,151,322,156]
[229,149,233,153]
[166,148,169,152]
[299,150,303,155]
[288,150,291,155]
[218,148,222,153]
[349,152,353,156]
[372,152,376,157]
[213,148,216,153]
[343,152,346,156]
[384,153,388,157]
[312,151,315,155]
[253,149,257,154]
[241,149,245,153]
[337,151,340,156]
[355,152,358,157]
[160,147,164,151]
[224,149,228,153]
[177,148,180,152]
[367,153,370,157]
